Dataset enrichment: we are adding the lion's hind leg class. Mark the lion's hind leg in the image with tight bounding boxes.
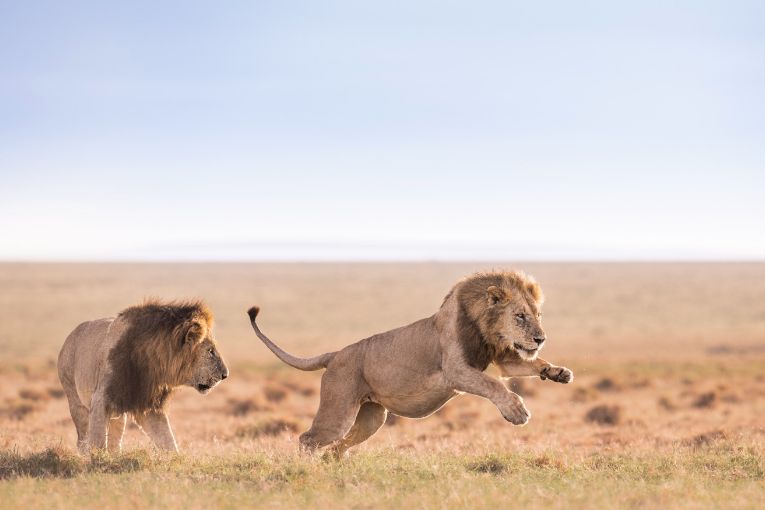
[329,402,387,458]
[60,378,90,452]
[299,370,362,454]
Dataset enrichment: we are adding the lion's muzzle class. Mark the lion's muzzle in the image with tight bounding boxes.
[513,341,540,360]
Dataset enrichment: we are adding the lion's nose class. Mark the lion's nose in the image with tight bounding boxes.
[533,336,546,345]
[221,371,229,380]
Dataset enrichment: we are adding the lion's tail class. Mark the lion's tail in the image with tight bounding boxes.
[247,307,336,371]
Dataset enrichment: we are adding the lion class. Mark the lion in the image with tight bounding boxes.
[57,299,229,453]
[247,270,573,457]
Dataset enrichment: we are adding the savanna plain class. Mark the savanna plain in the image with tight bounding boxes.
[0,262,764,509]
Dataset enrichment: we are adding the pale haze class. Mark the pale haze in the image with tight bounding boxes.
[1,1,763,260]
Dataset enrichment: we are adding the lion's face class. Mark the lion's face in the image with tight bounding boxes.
[486,284,546,361]
[185,334,229,394]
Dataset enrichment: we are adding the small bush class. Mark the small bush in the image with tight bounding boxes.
[526,454,566,470]
[657,396,677,411]
[693,391,717,408]
[585,404,622,425]
[684,429,727,448]
[18,388,51,402]
[571,386,598,403]
[47,387,66,399]
[266,464,309,484]
[227,398,267,417]
[594,377,622,392]
[0,400,40,420]
[236,418,300,438]
[263,386,288,403]
[466,455,509,475]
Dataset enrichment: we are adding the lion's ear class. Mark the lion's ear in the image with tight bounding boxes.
[526,282,544,304]
[184,320,206,345]
[487,286,507,305]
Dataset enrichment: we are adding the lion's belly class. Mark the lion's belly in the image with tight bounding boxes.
[377,389,458,419]
[370,370,459,418]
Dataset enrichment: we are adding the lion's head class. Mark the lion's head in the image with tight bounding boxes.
[458,271,546,361]
[107,299,229,414]
[178,318,229,394]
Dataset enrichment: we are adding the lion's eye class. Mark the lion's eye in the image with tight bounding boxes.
[208,348,215,355]
[515,313,526,321]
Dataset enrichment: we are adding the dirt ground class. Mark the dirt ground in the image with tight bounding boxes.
[0,263,764,508]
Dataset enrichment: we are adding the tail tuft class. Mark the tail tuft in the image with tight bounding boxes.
[247,306,335,371]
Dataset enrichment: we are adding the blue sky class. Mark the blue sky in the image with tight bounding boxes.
[1,1,763,260]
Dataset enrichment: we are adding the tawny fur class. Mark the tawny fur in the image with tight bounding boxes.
[58,299,228,453]
[248,271,573,457]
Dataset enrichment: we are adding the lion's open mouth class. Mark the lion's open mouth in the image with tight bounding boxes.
[196,383,212,393]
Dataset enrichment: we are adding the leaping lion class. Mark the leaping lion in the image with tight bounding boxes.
[247,270,573,456]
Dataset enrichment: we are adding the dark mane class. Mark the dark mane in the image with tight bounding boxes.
[455,302,497,370]
[105,299,214,414]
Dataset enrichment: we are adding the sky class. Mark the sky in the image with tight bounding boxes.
[1,1,763,261]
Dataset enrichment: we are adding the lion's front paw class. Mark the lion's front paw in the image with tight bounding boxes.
[541,366,574,384]
[500,397,530,425]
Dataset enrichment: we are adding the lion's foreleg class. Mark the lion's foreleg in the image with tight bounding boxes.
[446,362,529,425]
[134,410,179,452]
[107,414,127,453]
[497,357,574,384]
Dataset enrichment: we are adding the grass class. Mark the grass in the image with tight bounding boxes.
[0,447,153,479]
[0,442,763,509]
[2,357,765,509]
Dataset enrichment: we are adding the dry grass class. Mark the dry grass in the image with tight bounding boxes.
[1,262,764,509]
[235,417,301,438]
[0,442,762,509]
